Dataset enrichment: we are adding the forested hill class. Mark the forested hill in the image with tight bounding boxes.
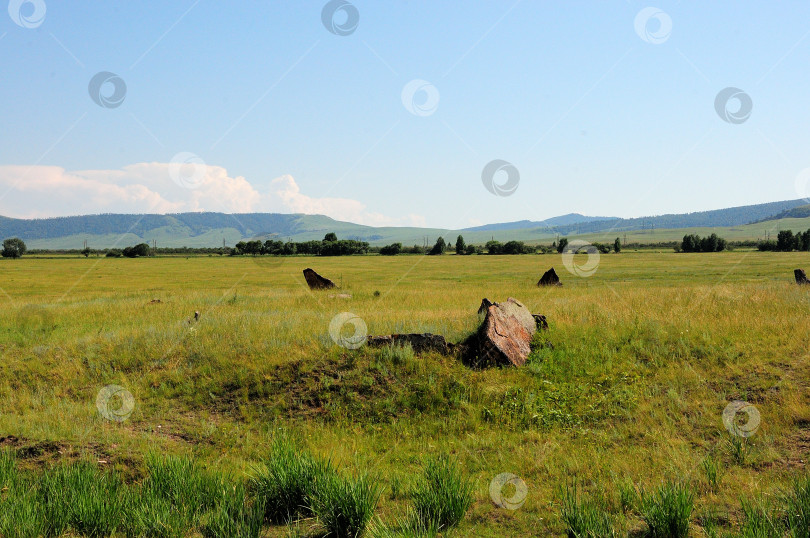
[0,199,806,249]
[537,199,809,236]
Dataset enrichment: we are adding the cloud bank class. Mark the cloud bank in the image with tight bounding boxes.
[0,163,425,227]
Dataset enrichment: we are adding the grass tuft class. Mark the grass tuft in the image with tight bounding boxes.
[311,472,381,538]
[409,455,474,532]
[249,434,332,524]
[639,480,694,538]
[559,481,615,538]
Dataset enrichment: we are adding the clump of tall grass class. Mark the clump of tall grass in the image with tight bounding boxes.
[559,481,615,538]
[199,483,265,538]
[726,435,749,466]
[250,434,333,523]
[639,480,694,538]
[409,455,474,532]
[617,479,638,513]
[141,453,227,518]
[783,474,810,535]
[311,472,381,538]
[739,497,781,538]
[38,460,128,537]
[701,455,721,491]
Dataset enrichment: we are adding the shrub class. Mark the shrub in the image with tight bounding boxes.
[640,481,693,538]
[409,455,474,532]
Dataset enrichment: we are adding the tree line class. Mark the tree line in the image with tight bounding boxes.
[676,233,728,253]
[757,229,810,252]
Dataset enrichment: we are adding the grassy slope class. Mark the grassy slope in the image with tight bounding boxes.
[1,252,809,535]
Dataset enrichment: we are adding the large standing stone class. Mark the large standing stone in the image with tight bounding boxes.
[537,268,562,287]
[796,269,810,285]
[476,298,536,367]
[303,268,337,290]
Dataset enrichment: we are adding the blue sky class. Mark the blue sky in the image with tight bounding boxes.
[2,1,810,228]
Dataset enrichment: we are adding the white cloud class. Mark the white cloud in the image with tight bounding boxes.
[0,163,425,226]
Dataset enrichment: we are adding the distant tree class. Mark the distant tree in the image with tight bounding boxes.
[614,237,621,253]
[81,247,91,258]
[556,238,568,254]
[801,229,810,251]
[379,243,402,255]
[1,237,26,258]
[591,242,612,254]
[455,235,466,254]
[429,237,446,255]
[465,244,477,255]
[324,232,338,242]
[777,230,797,252]
[122,243,150,258]
[679,233,726,253]
[485,240,503,255]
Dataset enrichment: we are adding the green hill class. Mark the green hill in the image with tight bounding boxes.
[4,198,809,249]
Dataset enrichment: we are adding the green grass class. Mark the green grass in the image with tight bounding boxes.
[559,481,615,537]
[2,252,810,534]
[640,481,694,537]
[249,434,332,523]
[311,472,381,538]
[408,455,474,532]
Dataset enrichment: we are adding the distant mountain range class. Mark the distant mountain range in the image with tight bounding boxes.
[3,199,809,249]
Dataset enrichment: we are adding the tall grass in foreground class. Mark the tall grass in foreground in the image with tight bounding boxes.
[249,434,333,523]
[311,473,381,538]
[409,455,474,532]
[559,481,614,538]
[639,481,694,538]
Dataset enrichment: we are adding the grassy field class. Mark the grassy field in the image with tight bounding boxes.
[1,251,810,536]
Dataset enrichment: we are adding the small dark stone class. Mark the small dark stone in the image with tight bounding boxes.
[537,268,562,287]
